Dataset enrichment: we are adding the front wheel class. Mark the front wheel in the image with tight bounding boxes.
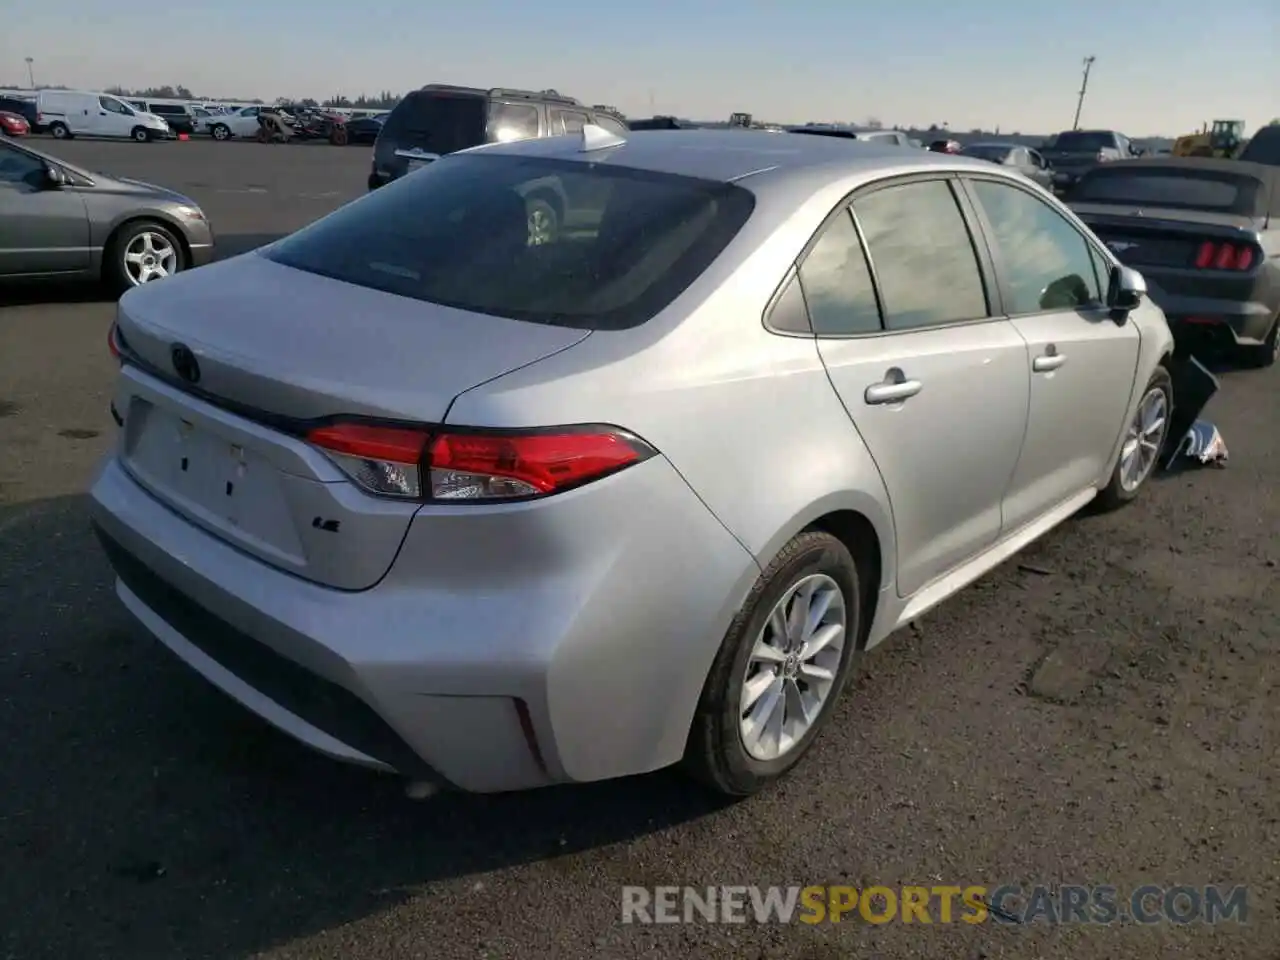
[1095,366,1173,511]
[105,221,185,294]
[131,126,151,143]
[211,123,231,141]
[684,530,862,797]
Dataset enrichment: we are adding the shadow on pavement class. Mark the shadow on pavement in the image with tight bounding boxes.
[0,280,115,308]
[215,232,286,259]
[0,494,728,960]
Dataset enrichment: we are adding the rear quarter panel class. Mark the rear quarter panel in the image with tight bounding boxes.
[445,174,899,593]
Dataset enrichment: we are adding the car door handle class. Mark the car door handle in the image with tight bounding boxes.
[864,375,923,405]
[1033,353,1067,372]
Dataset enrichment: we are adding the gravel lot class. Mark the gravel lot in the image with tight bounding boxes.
[1,138,1276,960]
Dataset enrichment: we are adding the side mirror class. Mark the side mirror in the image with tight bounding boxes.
[43,165,66,189]
[1107,264,1146,321]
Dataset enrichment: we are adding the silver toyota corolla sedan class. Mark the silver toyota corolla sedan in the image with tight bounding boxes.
[90,127,1175,797]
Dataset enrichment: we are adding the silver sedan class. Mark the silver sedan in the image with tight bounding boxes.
[90,128,1174,797]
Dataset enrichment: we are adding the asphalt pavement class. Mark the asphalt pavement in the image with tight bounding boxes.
[1,138,1277,960]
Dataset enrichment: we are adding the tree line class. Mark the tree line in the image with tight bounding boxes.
[97,85,403,108]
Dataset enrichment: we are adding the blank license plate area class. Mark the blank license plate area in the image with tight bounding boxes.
[123,399,303,561]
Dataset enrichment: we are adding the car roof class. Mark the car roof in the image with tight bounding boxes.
[471,128,972,184]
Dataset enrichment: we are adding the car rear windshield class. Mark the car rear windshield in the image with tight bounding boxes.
[1053,131,1116,152]
[1069,169,1259,213]
[262,154,756,330]
[379,91,487,155]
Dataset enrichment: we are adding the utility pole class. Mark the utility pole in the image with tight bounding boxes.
[25,57,35,89]
[1072,56,1095,130]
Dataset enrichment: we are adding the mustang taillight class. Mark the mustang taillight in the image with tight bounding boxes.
[1194,240,1257,271]
[305,422,654,502]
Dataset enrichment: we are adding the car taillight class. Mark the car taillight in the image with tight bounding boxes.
[1194,241,1256,271]
[107,322,121,360]
[305,422,655,502]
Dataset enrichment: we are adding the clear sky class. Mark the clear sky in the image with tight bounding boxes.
[5,0,1278,136]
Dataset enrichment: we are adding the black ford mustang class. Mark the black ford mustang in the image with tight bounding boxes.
[1067,157,1280,368]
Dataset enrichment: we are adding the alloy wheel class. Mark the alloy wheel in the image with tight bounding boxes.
[123,232,178,285]
[1118,386,1169,492]
[739,573,847,761]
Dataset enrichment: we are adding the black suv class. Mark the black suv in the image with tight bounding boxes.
[369,85,628,191]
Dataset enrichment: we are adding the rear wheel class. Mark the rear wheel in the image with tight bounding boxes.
[105,221,184,294]
[684,530,862,797]
[1095,367,1173,511]
[49,122,70,139]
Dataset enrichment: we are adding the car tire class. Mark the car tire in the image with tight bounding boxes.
[1095,366,1174,511]
[211,124,231,141]
[49,122,70,140]
[1239,315,1279,369]
[131,126,151,143]
[684,530,863,797]
[525,195,560,246]
[104,220,185,294]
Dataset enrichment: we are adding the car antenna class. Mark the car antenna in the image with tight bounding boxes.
[580,123,626,153]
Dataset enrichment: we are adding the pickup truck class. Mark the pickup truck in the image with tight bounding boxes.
[1042,129,1140,192]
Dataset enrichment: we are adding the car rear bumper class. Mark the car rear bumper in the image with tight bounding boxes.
[1144,276,1278,348]
[89,450,758,792]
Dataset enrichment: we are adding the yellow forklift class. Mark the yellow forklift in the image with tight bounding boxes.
[1172,120,1245,158]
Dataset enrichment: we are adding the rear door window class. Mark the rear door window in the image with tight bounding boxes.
[263,153,756,331]
[851,180,989,330]
[381,92,487,154]
[488,102,539,142]
[551,109,591,135]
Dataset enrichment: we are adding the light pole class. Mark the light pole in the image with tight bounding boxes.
[25,57,35,89]
[1072,56,1095,131]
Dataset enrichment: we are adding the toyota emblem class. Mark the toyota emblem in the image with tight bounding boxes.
[171,343,200,384]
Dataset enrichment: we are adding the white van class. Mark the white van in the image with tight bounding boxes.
[36,90,171,142]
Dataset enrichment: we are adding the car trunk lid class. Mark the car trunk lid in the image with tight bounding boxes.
[112,253,590,590]
[1071,203,1262,269]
